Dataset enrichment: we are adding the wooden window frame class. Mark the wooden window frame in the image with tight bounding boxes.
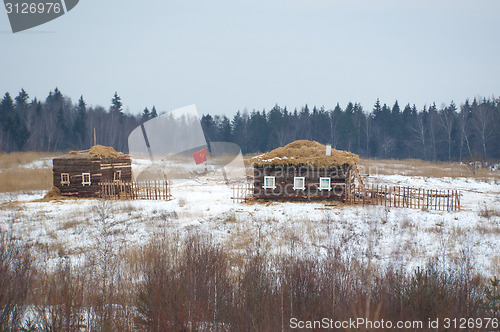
[263,176,276,189]
[319,177,331,191]
[293,176,305,190]
[114,170,121,182]
[61,173,70,186]
[82,173,91,186]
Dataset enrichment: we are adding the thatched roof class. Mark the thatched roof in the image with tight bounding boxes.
[251,140,359,167]
[56,145,128,159]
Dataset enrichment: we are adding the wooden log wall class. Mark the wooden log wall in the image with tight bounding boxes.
[253,164,352,201]
[53,157,132,198]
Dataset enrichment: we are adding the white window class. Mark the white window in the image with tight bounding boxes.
[61,173,70,186]
[293,177,305,190]
[82,173,91,186]
[263,176,276,189]
[319,177,331,190]
[114,170,121,182]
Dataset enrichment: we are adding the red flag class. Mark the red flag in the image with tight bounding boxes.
[192,147,207,165]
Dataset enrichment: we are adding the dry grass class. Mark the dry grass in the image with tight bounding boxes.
[0,152,59,193]
[228,224,256,253]
[426,225,443,234]
[475,224,500,235]
[449,226,468,238]
[0,168,52,193]
[479,204,500,219]
[0,151,56,169]
[359,158,500,180]
[252,140,359,167]
[69,145,122,158]
[58,220,84,231]
[222,212,238,223]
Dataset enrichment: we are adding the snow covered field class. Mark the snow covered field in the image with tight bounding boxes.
[1,159,499,277]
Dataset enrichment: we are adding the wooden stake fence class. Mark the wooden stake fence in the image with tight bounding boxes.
[100,181,172,200]
[231,181,460,211]
[348,184,460,211]
[231,183,254,203]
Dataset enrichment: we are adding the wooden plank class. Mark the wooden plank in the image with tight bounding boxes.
[452,190,455,211]
[438,190,441,211]
[403,186,406,207]
[397,186,400,208]
[418,188,420,209]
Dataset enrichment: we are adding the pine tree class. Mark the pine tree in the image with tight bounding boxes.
[110,92,124,122]
[53,87,63,102]
[201,114,217,143]
[299,105,311,140]
[73,95,87,148]
[373,98,382,116]
[1,92,30,151]
[219,115,232,142]
[268,104,284,149]
[141,107,150,122]
[337,102,356,151]
[12,113,30,151]
[151,106,158,118]
[390,101,403,157]
[440,101,457,161]
[249,110,269,152]
[231,111,247,153]
[55,107,69,149]
[400,103,415,157]
[32,98,42,116]
[15,89,29,108]
[0,93,14,151]
[428,102,439,160]
[312,106,330,145]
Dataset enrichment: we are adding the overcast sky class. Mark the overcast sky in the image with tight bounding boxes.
[1,0,499,116]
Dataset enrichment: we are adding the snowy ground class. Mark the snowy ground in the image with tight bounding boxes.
[1,161,499,277]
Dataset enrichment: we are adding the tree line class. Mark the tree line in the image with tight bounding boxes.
[202,99,500,161]
[1,87,499,161]
[0,88,157,153]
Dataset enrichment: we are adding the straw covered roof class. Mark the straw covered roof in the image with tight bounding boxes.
[251,140,359,167]
[57,145,128,159]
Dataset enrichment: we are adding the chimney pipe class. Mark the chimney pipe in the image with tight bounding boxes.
[326,144,332,156]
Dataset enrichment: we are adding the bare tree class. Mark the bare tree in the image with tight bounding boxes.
[412,108,427,160]
[458,102,473,160]
[471,100,493,160]
[439,102,457,161]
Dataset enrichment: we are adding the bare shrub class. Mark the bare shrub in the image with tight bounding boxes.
[177,197,186,207]
[480,203,500,219]
[231,253,279,331]
[0,231,33,330]
[136,234,232,331]
[0,225,494,331]
[30,259,86,331]
[87,199,130,332]
[484,276,500,318]
[136,234,181,331]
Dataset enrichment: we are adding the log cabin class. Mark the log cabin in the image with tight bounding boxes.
[251,140,360,202]
[52,145,132,197]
